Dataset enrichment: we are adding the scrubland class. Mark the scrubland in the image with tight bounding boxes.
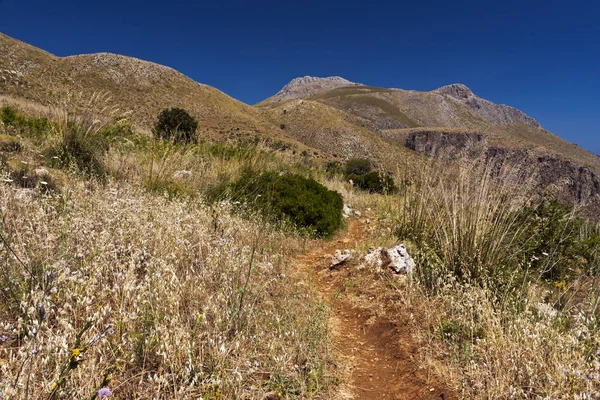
[1,99,599,399]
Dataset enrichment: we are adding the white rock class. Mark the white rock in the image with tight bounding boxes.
[353,210,361,217]
[364,244,415,275]
[343,204,352,216]
[34,167,49,176]
[364,247,383,267]
[386,244,415,274]
[173,170,192,179]
[330,249,355,268]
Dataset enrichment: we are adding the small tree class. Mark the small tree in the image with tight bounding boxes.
[345,158,372,176]
[154,108,198,144]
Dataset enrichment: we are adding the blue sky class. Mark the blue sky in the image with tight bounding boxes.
[1,0,599,154]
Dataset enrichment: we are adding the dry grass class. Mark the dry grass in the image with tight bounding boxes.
[343,161,600,399]
[0,104,338,399]
[0,181,334,399]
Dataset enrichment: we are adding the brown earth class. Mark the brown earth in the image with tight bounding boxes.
[294,218,456,400]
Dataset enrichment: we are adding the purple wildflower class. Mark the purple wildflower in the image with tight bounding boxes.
[98,387,112,397]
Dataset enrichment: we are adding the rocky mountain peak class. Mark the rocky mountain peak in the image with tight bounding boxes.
[434,83,474,100]
[268,75,359,103]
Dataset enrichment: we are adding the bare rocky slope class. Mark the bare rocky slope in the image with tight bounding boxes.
[257,76,359,106]
[2,31,600,214]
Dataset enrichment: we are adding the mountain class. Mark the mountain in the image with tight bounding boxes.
[1,31,599,215]
[257,76,360,106]
[260,77,600,214]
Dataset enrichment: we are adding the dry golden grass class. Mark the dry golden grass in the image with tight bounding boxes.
[338,161,600,399]
[0,181,334,399]
[0,103,338,399]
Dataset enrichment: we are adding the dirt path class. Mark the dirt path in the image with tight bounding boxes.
[295,218,456,400]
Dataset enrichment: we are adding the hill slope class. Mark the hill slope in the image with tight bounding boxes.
[2,31,600,213]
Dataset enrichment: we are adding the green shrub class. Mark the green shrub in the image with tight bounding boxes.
[207,171,344,238]
[513,199,587,280]
[349,171,397,194]
[154,108,198,144]
[0,106,17,125]
[325,161,344,178]
[345,158,372,176]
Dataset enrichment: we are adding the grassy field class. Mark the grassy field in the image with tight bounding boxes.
[1,99,599,399]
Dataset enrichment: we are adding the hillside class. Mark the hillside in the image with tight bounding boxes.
[2,31,600,400]
[2,31,600,213]
[260,78,600,214]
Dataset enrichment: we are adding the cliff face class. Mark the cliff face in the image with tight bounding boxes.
[406,130,600,215]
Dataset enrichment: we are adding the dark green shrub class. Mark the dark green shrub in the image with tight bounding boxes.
[0,107,17,125]
[207,171,344,238]
[349,171,397,194]
[154,108,198,144]
[345,158,372,176]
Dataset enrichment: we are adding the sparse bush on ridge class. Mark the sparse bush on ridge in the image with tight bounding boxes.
[1,105,53,140]
[154,107,198,144]
[207,171,344,238]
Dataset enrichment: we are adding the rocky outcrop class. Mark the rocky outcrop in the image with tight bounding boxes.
[434,84,541,128]
[266,76,359,104]
[404,129,487,161]
[406,130,600,215]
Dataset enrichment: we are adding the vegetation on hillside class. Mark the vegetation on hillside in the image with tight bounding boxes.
[387,162,600,398]
[1,99,599,399]
[207,171,344,239]
[0,104,338,399]
[154,107,198,144]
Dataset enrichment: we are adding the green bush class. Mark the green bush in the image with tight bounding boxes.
[349,171,397,194]
[325,161,344,178]
[513,199,588,280]
[345,158,372,176]
[0,106,17,125]
[207,171,344,238]
[154,108,198,144]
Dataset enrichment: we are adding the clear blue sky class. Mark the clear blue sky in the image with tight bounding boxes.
[1,0,599,154]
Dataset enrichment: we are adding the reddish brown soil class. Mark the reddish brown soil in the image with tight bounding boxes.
[294,219,457,400]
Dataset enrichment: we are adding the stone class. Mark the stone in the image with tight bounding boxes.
[34,167,49,176]
[343,204,352,217]
[330,249,355,269]
[364,244,415,275]
[173,170,192,179]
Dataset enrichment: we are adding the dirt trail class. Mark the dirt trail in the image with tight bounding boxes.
[294,219,456,400]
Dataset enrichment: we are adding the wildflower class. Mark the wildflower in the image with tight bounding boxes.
[97,387,112,397]
[70,348,81,359]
